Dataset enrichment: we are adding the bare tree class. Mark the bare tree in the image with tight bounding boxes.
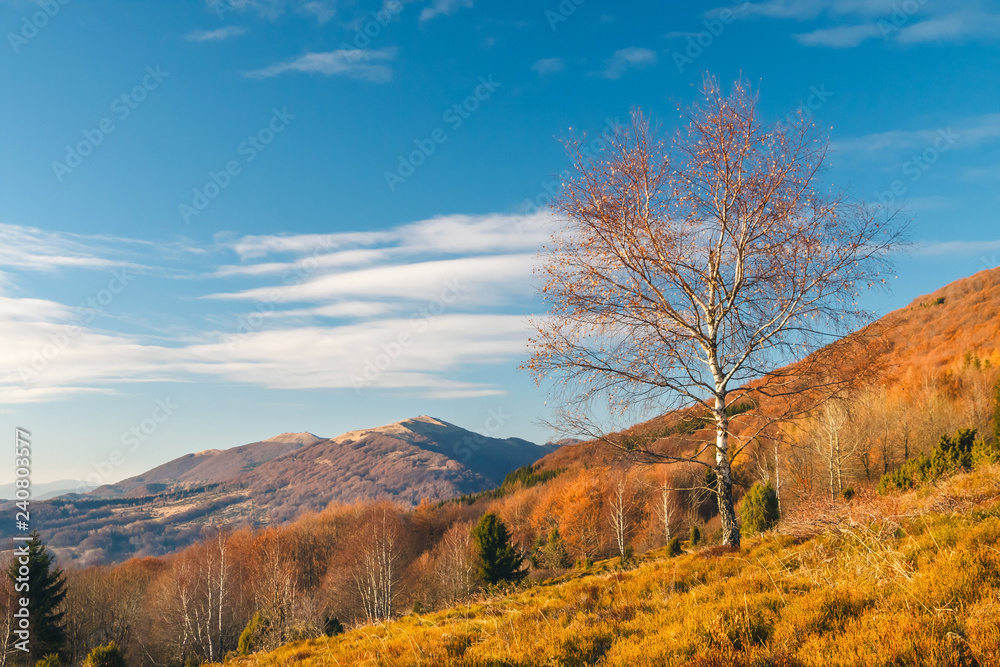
[354,505,402,623]
[527,75,906,547]
[608,471,633,557]
[432,521,478,604]
[653,476,676,545]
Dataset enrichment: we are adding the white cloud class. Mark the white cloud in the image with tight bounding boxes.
[738,1,1000,47]
[245,48,397,82]
[184,26,247,42]
[736,0,907,20]
[0,223,146,273]
[833,114,1000,155]
[0,213,557,402]
[298,0,335,23]
[419,0,475,23]
[531,58,566,76]
[913,240,1000,257]
[897,11,1000,44]
[793,23,880,47]
[596,47,657,80]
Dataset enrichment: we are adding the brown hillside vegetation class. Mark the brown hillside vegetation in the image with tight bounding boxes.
[221,464,1000,667]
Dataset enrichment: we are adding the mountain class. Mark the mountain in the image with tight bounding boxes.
[5,417,553,565]
[90,431,322,497]
[0,479,96,501]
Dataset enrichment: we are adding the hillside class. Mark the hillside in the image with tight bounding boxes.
[533,266,1000,474]
[91,432,322,497]
[2,417,552,565]
[221,464,1000,667]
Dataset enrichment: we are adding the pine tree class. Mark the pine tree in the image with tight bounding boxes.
[471,514,526,586]
[739,482,780,534]
[6,532,67,662]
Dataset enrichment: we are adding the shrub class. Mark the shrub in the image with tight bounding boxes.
[323,616,344,636]
[840,487,855,501]
[533,527,572,569]
[622,544,634,564]
[973,438,1000,467]
[36,655,60,667]
[690,525,702,546]
[576,556,593,571]
[666,536,682,557]
[879,429,984,494]
[740,482,780,534]
[84,643,125,667]
[238,612,270,655]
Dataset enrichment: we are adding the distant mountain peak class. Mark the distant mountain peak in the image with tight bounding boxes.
[262,432,324,445]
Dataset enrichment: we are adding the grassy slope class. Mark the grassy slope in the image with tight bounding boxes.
[224,467,1000,667]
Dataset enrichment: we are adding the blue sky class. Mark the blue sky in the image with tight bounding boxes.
[1,0,998,485]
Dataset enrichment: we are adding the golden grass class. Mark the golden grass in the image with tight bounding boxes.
[220,468,1000,667]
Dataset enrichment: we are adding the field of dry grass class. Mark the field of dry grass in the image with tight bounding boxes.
[220,465,1000,667]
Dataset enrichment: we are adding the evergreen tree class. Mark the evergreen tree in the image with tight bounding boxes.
[6,532,67,662]
[471,513,526,586]
[739,482,780,534]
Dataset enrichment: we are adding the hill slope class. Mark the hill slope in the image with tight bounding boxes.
[533,265,1000,473]
[5,417,552,565]
[91,432,322,497]
[222,465,1000,667]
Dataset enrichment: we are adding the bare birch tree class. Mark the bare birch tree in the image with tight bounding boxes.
[433,521,478,604]
[527,75,906,547]
[608,472,633,557]
[653,477,676,545]
[354,505,401,622]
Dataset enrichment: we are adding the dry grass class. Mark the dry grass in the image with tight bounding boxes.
[219,466,1000,667]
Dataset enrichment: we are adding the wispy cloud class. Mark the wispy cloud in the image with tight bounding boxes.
[833,114,1000,154]
[0,223,146,273]
[595,47,657,80]
[793,23,879,47]
[897,11,1000,44]
[531,58,565,76]
[0,213,556,402]
[742,0,1000,48]
[298,0,335,23]
[245,48,397,82]
[419,0,475,23]
[184,25,247,42]
[914,239,1000,257]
